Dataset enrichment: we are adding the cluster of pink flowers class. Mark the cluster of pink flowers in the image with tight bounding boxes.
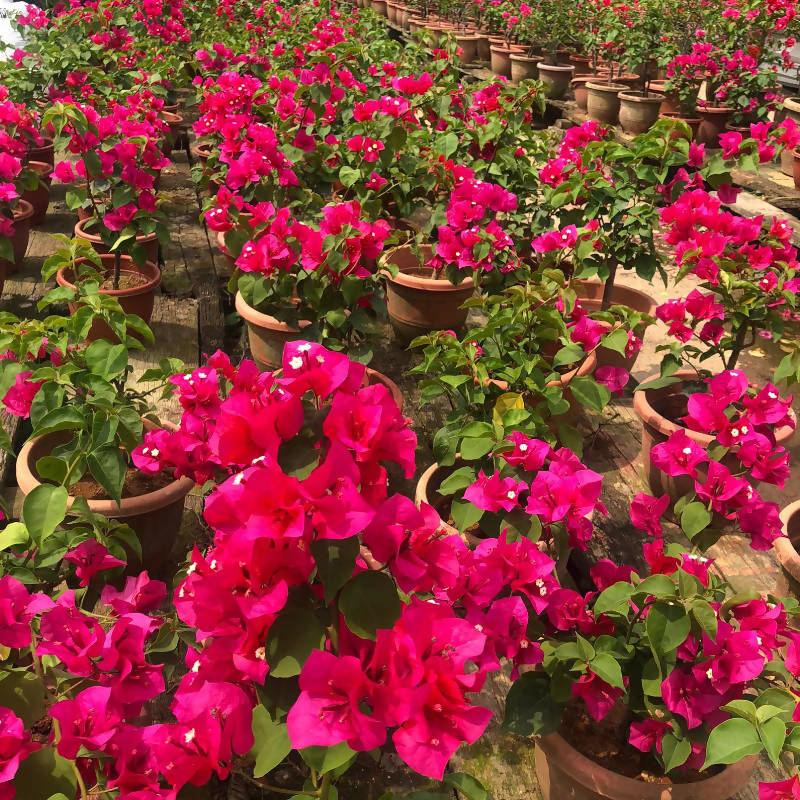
[647,370,794,549]
[539,120,607,188]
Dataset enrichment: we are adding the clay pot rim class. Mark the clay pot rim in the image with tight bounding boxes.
[660,111,702,124]
[633,369,797,448]
[783,95,800,115]
[379,245,475,292]
[573,279,658,318]
[536,62,575,72]
[74,217,158,247]
[585,81,627,92]
[16,421,193,518]
[11,199,34,223]
[537,732,756,799]
[618,91,663,104]
[454,32,480,41]
[509,52,539,63]
[776,500,800,574]
[235,290,309,334]
[571,76,596,85]
[161,111,184,125]
[489,43,514,55]
[56,254,162,298]
[192,142,215,159]
[26,160,52,181]
[695,105,734,115]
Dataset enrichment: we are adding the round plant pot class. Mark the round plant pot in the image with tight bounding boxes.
[380,244,475,342]
[489,43,513,78]
[573,279,656,372]
[633,370,796,502]
[74,218,159,265]
[160,111,184,158]
[24,136,54,167]
[385,1,397,22]
[22,161,52,225]
[776,500,800,582]
[510,53,539,82]
[537,62,575,99]
[783,95,800,126]
[659,112,701,142]
[236,291,312,371]
[371,0,387,15]
[571,77,594,111]
[586,82,626,124]
[695,106,734,147]
[781,146,794,177]
[570,53,591,76]
[0,199,34,279]
[474,33,491,62]
[793,149,800,190]
[56,254,162,339]
[455,34,479,65]
[535,732,756,800]
[617,92,663,135]
[612,73,642,89]
[16,423,193,575]
[648,81,679,115]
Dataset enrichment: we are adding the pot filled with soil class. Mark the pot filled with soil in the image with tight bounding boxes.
[16,422,193,574]
[74,217,160,265]
[380,244,475,342]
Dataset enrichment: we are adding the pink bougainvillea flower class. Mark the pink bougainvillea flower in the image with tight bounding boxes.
[571,671,623,721]
[463,469,526,513]
[2,371,43,418]
[0,707,35,793]
[629,492,670,537]
[64,540,126,586]
[0,575,53,648]
[100,571,168,615]
[650,429,707,477]
[594,366,629,395]
[590,559,636,590]
[501,432,551,472]
[629,719,671,753]
[50,686,121,758]
[759,777,800,800]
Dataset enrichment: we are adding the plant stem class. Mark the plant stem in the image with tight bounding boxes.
[113,250,121,292]
[319,772,333,800]
[726,321,749,371]
[601,258,617,310]
[53,720,88,800]
[234,769,322,797]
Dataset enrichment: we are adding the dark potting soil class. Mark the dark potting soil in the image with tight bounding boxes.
[70,467,174,500]
[560,700,717,785]
[99,272,151,290]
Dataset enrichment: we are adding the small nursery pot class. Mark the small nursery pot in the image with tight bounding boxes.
[22,160,52,225]
[380,244,475,343]
[74,218,159,265]
[535,732,756,800]
[536,62,574,99]
[695,106,734,147]
[585,82,626,124]
[56,254,162,336]
[617,92,663,135]
[0,199,34,279]
[776,500,800,583]
[16,421,193,574]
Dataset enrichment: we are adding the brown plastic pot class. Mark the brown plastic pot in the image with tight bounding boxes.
[633,370,796,502]
[56,254,162,336]
[659,112,701,142]
[537,62,575,99]
[618,92,663,134]
[573,279,656,371]
[455,34,479,65]
[509,53,539,82]
[571,77,594,110]
[381,244,475,342]
[586,82,626,124]
[535,732,756,800]
[776,500,800,582]
[24,136,54,167]
[490,43,513,77]
[22,161,51,225]
[695,106,734,147]
[0,199,34,278]
[74,217,159,265]
[16,422,192,574]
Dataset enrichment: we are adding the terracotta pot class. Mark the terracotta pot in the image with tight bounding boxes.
[56,254,162,336]
[570,53,591,76]
[781,146,794,177]
[74,218,159,265]
[535,732,756,800]
[509,53,539,82]
[571,77,593,111]
[381,244,475,342]
[586,82,626,124]
[385,1,396,22]
[573,279,656,371]
[617,92,663,135]
[22,161,51,225]
[783,95,800,125]
[695,106,734,147]
[371,0,387,15]
[235,291,312,371]
[633,370,796,502]
[490,43,513,78]
[16,422,192,574]
[793,149,800,191]
[474,32,491,61]
[611,73,641,88]
[455,34,479,65]
[24,136,54,167]
[537,62,574,99]
[776,500,800,582]
[407,16,423,33]
[648,81,679,114]
[0,199,34,278]
[659,112,701,142]
[160,111,184,158]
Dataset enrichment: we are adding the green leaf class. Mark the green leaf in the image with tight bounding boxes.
[84,339,128,380]
[12,746,76,800]
[0,522,29,551]
[22,484,69,546]
[593,581,634,616]
[87,445,127,506]
[552,343,585,368]
[689,597,718,638]
[437,466,477,497]
[460,437,494,460]
[451,498,483,532]
[503,670,563,736]
[680,502,711,539]
[31,406,87,437]
[645,602,691,657]
[310,537,360,602]
[443,773,488,800]
[339,571,401,640]
[338,166,361,188]
[759,716,786,766]
[702,718,763,769]
[249,705,292,778]
[568,376,611,414]
[661,733,691,772]
[634,574,676,598]
[589,652,624,689]
[300,742,356,774]
[0,670,45,726]
[265,605,326,678]
[601,327,630,356]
